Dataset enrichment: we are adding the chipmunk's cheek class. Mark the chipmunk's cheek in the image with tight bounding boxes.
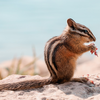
[84,37,91,43]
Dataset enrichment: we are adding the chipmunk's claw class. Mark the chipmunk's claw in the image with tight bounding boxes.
[82,74,95,87]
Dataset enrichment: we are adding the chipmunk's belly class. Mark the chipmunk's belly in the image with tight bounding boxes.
[55,45,75,67]
[54,45,76,80]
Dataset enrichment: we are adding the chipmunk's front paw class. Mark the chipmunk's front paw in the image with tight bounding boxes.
[89,43,96,51]
[89,43,98,56]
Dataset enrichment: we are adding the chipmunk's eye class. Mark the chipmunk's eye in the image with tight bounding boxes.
[84,30,88,33]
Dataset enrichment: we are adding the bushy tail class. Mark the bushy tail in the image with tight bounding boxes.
[0,78,52,91]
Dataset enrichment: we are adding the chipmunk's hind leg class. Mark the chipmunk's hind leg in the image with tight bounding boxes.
[70,77,88,83]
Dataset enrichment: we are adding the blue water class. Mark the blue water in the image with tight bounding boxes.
[0,0,100,62]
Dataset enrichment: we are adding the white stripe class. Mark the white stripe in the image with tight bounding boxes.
[44,37,58,76]
[49,41,61,76]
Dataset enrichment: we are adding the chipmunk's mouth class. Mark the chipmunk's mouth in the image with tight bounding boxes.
[84,41,94,46]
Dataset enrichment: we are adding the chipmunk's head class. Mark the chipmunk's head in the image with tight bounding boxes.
[66,18,96,44]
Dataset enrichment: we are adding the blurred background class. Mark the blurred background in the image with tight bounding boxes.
[0,0,100,62]
[0,0,100,79]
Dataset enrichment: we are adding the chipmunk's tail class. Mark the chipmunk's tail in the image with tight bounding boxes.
[0,77,52,91]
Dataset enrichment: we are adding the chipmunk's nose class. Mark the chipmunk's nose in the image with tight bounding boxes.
[90,32,96,42]
[93,36,96,42]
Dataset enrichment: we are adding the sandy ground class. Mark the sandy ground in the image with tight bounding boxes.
[0,52,100,100]
[0,74,100,100]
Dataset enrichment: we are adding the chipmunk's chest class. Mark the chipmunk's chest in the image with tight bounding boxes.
[54,44,75,62]
[52,44,76,72]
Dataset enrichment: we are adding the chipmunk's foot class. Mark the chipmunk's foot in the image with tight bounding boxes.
[71,77,95,87]
[71,77,88,83]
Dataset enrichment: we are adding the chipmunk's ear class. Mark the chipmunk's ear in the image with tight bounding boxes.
[67,18,76,30]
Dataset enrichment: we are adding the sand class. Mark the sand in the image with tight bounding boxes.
[0,52,100,100]
[0,74,100,100]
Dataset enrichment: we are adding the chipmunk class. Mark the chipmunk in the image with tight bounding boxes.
[0,18,96,91]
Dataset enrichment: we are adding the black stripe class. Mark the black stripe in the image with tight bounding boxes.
[47,38,59,76]
[52,43,62,71]
[44,36,57,76]
[44,37,59,77]
[78,29,93,38]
